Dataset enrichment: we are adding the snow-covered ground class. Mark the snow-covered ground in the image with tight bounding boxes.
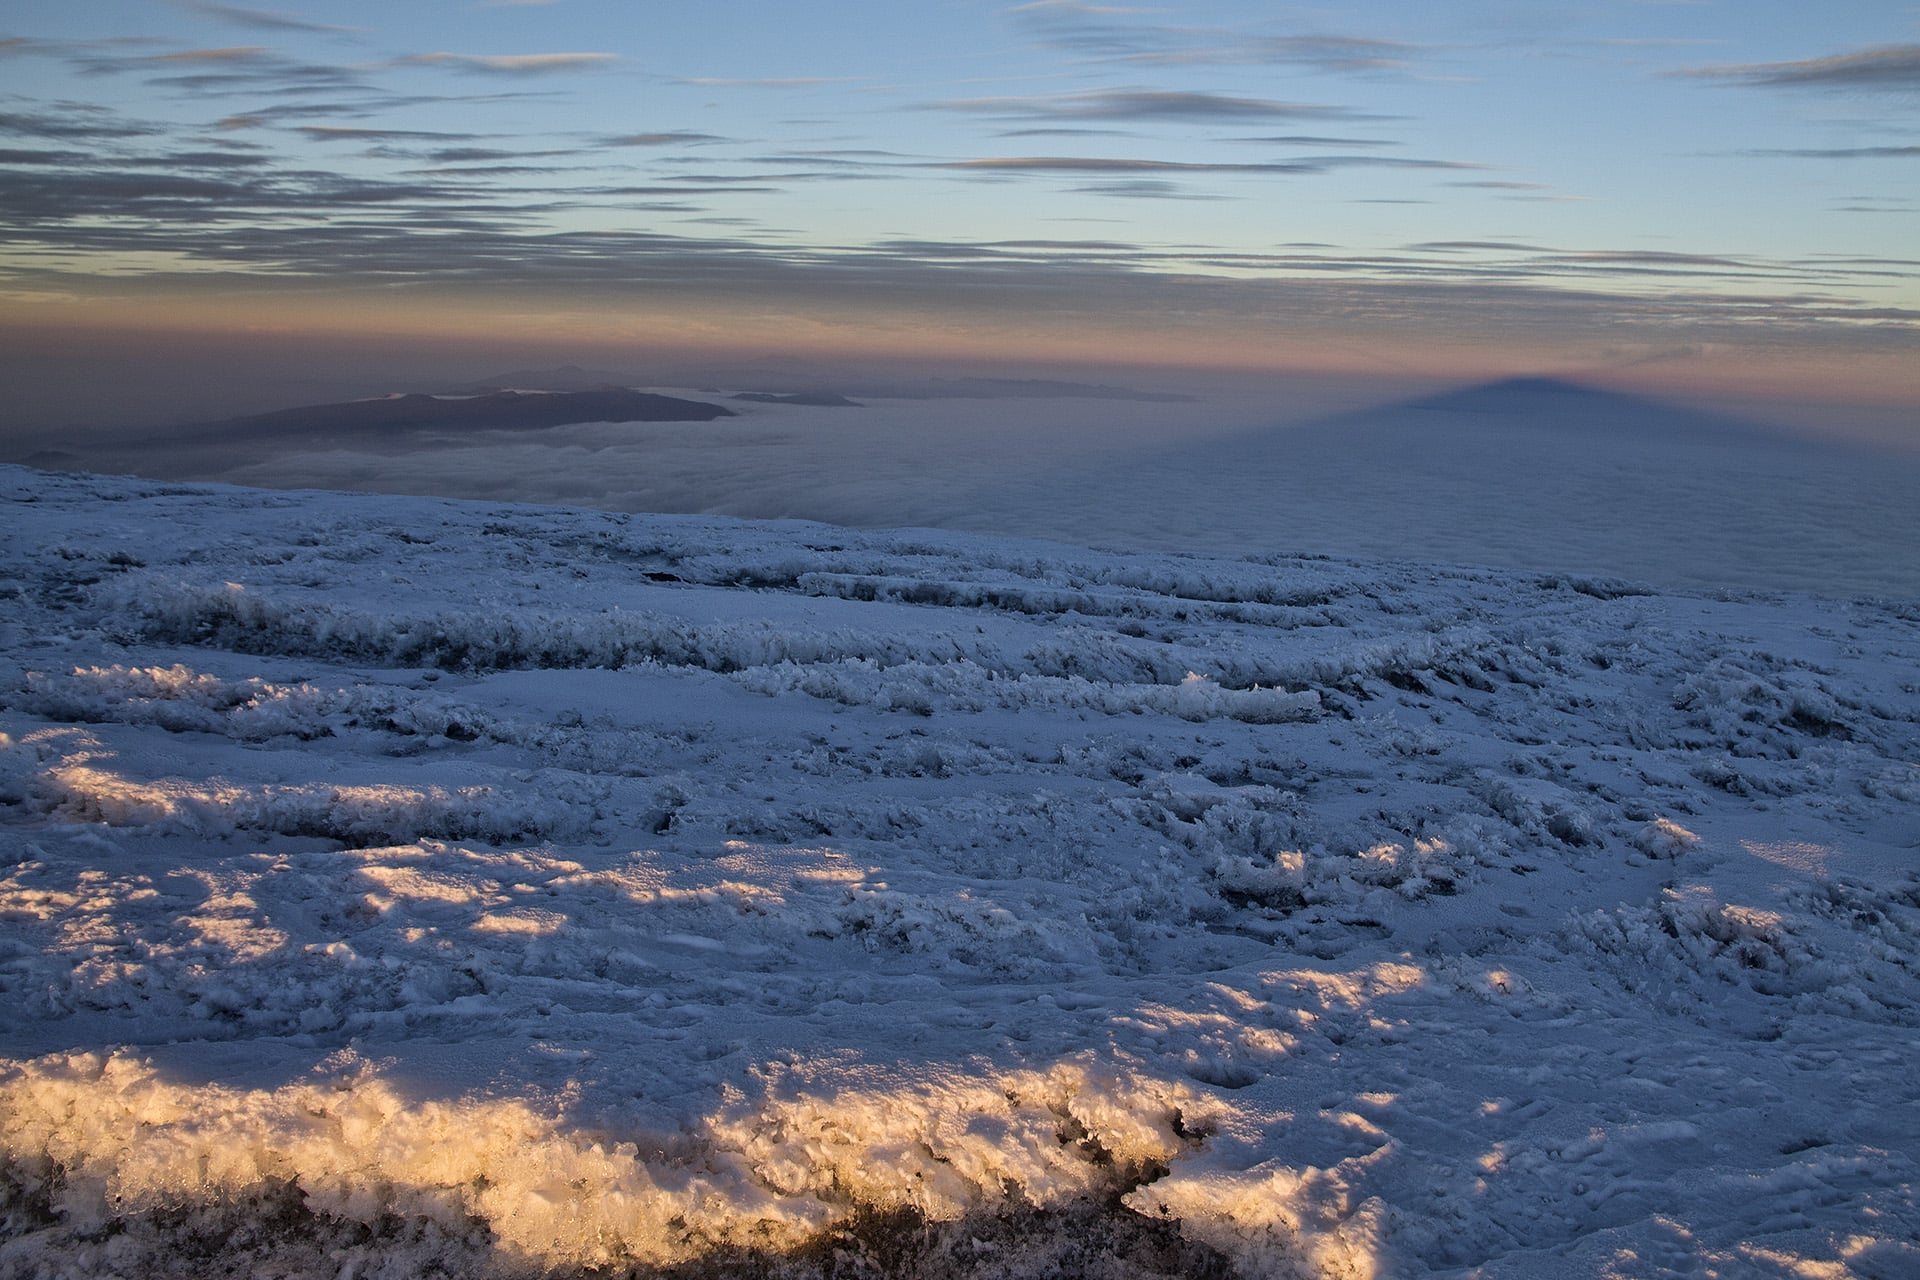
[2,464,1917,1278]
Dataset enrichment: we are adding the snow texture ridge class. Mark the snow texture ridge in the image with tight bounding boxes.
[0,465,1916,1278]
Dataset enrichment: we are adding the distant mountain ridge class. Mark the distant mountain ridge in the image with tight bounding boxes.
[184,387,733,440]
[442,366,1199,404]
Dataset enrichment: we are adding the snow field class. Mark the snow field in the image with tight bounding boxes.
[1,466,1917,1277]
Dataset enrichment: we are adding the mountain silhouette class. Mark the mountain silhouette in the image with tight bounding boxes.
[180,388,733,442]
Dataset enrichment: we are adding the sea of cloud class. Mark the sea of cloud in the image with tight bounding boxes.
[195,386,1920,599]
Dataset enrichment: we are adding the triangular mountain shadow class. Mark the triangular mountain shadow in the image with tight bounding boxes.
[1412,376,1660,412]
[981,374,1920,595]
[1336,376,1790,446]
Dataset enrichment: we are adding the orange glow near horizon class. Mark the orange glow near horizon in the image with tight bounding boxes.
[4,285,1919,417]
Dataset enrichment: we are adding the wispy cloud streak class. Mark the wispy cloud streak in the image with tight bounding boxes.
[934,154,1481,175]
[1008,2,1420,72]
[1677,44,1920,89]
[1750,146,1920,159]
[183,3,365,35]
[400,52,617,74]
[932,89,1371,122]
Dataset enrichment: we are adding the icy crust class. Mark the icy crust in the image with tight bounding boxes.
[1563,875,1920,1029]
[2,466,1919,1277]
[15,662,499,744]
[0,1050,1209,1272]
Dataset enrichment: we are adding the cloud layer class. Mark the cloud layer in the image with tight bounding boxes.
[0,4,1915,407]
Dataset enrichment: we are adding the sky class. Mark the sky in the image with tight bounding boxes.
[2,0,1918,427]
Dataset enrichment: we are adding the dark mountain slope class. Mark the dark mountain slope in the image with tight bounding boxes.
[186,388,732,441]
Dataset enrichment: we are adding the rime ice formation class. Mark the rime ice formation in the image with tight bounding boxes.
[1,466,1916,1277]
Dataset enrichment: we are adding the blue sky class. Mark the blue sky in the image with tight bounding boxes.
[2,0,1917,405]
